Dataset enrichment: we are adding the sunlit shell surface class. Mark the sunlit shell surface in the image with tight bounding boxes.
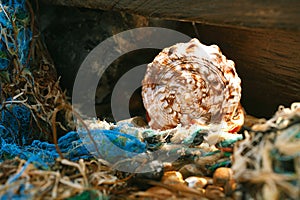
[142,38,243,132]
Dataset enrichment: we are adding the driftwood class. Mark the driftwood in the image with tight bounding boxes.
[44,0,300,30]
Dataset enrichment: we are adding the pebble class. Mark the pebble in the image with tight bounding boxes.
[213,167,235,195]
[205,185,225,199]
[179,164,204,178]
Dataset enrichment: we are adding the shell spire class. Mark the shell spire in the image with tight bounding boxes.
[142,38,243,132]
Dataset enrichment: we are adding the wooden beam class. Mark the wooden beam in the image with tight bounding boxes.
[44,0,300,30]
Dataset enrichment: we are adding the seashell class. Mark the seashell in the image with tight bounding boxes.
[142,38,244,132]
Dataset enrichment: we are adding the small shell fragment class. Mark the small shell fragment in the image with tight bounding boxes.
[142,38,243,132]
[185,176,208,189]
[161,171,185,185]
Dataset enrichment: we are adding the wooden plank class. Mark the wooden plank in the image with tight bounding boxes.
[44,0,300,30]
[187,23,300,117]
[40,5,299,117]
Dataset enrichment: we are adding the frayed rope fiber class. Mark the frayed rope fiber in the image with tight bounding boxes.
[0,0,148,169]
[0,0,32,70]
[0,103,147,168]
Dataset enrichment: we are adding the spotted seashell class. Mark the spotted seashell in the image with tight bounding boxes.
[142,38,243,132]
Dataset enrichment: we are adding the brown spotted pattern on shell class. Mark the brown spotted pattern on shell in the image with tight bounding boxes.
[142,38,243,131]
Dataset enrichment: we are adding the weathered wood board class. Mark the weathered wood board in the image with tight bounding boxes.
[186,24,300,117]
[41,3,300,118]
[45,0,300,30]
